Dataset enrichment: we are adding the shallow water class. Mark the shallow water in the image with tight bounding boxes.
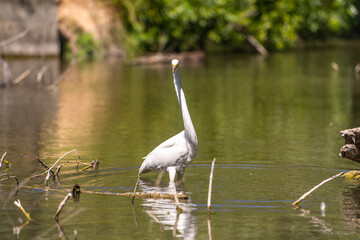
[1,43,360,239]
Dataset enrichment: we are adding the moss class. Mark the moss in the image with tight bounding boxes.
[342,170,360,180]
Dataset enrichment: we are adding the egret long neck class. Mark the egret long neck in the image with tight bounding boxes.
[173,69,198,156]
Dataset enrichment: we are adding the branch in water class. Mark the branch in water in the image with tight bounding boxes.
[0,175,18,186]
[55,192,73,219]
[81,190,189,200]
[44,150,80,185]
[207,158,216,212]
[292,172,344,206]
[36,157,54,175]
[14,199,31,220]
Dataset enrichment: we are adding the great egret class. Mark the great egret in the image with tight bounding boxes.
[132,59,198,212]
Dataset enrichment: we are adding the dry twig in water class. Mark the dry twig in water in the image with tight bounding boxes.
[55,192,73,219]
[12,63,38,86]
[292,172,344,206]
[0,175,18,186]
[207,158,216,212]
[14,199,31,220]
[45,150,80,185]
[53,165,63,182]
[81,159,100,171]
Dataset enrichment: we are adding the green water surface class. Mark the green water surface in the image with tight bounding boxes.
[1,43,360,239]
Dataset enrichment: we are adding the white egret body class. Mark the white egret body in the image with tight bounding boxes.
[132,59,198,211]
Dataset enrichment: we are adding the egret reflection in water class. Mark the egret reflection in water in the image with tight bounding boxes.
[137,178,197,239]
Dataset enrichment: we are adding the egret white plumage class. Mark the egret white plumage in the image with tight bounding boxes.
[132,59,198,212]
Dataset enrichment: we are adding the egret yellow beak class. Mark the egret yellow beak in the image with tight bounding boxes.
[172,59,179,73]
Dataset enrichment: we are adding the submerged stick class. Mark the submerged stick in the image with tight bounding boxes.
[0,175,19,186]
[55,193,72,219]
[13,63,38,86]
[207,158,216,212]
[207,214,212,240]
[13,220,30,238]
[53,165,63,182]
[83,190,189,200]
[92,159,99,170]
[292,172,344,206]
[81,159,99,171]
[36,65,48,83]
[55,219,67,240]
[14,199,31,220]
[17,185,188,200]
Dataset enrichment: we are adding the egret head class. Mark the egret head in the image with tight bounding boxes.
[172,59,179,73]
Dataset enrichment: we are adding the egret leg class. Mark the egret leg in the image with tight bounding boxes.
[155,172,164,187]
[168,167,183,213]
[132,175,141,203]
[176,169,185,185]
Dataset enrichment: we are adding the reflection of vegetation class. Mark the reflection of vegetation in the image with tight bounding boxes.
[112,0,359,53]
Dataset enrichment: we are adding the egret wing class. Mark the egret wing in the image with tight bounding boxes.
[139,131,188,174]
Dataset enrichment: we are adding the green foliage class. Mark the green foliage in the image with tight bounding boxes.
[62,32,99,61]
[112,0,359,53]
[76,33,99,60]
